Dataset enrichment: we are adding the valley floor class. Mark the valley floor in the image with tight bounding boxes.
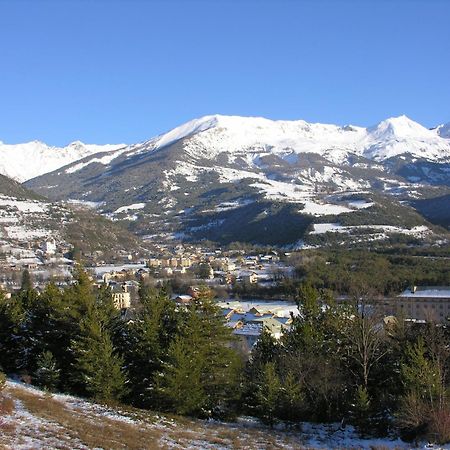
[0,381,434,449]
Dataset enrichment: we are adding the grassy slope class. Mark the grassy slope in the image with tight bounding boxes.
[0,382,409,450]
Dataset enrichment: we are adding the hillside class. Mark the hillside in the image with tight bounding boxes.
[0,173,43,201]
[24,114,450,247]
[0,173,144,266]
[0,381,411,449]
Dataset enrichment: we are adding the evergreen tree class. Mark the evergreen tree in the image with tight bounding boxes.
[20,269,33,292]
[351,385,372,435]
[34,350,60,392]
[160,287,241,418]
[0,291,25,372]
[256,362,282,427]
[121,287,181,408]
[72,311,127,402]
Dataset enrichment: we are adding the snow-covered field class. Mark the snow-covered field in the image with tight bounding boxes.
[0,381,427,449]
[310,223,432,239]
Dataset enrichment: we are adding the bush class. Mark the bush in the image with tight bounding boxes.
[429,407,450,445]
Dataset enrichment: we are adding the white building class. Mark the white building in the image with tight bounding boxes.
[42,240,57,255]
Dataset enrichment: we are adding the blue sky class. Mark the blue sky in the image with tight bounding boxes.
[0,0,449,145]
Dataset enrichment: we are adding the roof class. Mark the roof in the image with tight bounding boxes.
[233,322,262,336]
[399,286,450,299]
[221,308,235,316]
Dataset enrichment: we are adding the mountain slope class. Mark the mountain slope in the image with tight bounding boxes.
[0,173,144,265]
[0,140,125,182]
[25,114,450,246]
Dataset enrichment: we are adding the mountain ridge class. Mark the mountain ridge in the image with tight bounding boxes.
[0,140,126,182]
[2,114,450,185]
[24,113,450,247]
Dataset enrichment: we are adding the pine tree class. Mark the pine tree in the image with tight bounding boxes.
[0,291,25,372]
[72,313,127,402]
[351,385,372,434]
[34,350,60,392]
[256,362,282,427]
[160,287,241,418]
[20,269,33,292]
[121,287,181,408]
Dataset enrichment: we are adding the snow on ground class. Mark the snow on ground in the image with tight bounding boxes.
[66,199,103,209]
[0,196,48,213]
[311,223,344,234]
[310,223,431,238]
[301,201,353,216]
[89,263,146,276]
[347,200,374,209]
[114,203,146,214]
[64,146,130,174]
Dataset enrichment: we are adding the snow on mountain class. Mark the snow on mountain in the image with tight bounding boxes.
[12,114,449,183]
[174,115,366,165]
[362,115,450,161]
[104,114,450,171]
[435,122,450,139]
[0,140,125,182]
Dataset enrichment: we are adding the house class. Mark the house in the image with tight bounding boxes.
[221,272,235,285]
[178,257,192,268]
[233,322,263,352]
[161,267,173,277]
[221,308,236,320]
[111,284,131,309]
[174,294,193,305]
[187,286,200,298]
[136,268,150,281]
[41,240,57,255]
[241,272,258,284]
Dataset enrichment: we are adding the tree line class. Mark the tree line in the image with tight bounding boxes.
[0,269,450,444]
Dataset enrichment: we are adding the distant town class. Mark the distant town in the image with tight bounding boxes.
[2,237,449,356]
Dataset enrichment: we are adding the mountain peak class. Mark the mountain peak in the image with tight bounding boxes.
[368,115,433,141]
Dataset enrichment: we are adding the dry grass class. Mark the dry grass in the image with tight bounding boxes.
[0,396,14,416]
[0,384,381,450]
[9,386,163,450]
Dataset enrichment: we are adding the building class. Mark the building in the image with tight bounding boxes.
[390,286,450,322]
[42,240,57,255]
[147,258,161,268]
[112,285,131,309]
[241,272,258,284]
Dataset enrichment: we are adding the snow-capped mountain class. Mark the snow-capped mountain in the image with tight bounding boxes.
[0,140,125,182]
[46,114,449,172]
[25,114,450,246]
[435,122,450,139]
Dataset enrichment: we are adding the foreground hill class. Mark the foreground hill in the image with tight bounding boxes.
[24,114,450,246]
[0,381,411,449]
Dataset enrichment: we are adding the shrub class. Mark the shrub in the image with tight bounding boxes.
[429,406,450,445]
